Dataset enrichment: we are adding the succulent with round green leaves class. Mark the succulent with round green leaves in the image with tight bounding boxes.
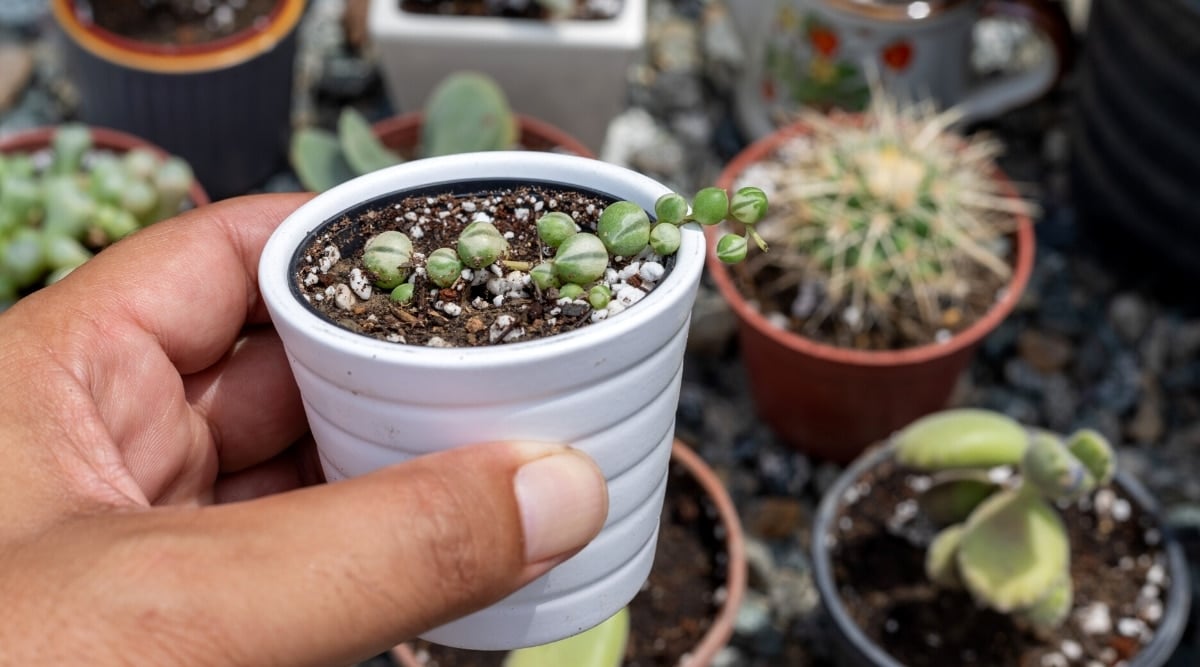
[588,285,611,309]
[390,283,415,303]
[890,408,1117,629]
[362,230,413,289]
[648,222,680,256]
[290,71,519,193]
[427,247,464,288]
[536,212,576,248]
[530,261,558,291]
[458,221,509,269]
[596,201,650,258]
[558,283,584,300]
[553,233,608,285]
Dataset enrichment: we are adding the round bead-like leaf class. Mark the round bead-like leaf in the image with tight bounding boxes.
[691,187,729,225]
[536,212,576,248]
[715,233,747,264]
[649,222,681,256]
[588,285,611,309]
[654,192,688,224]
[362,231,413,289]
[530,261,559,290]
[390,283,414,303]
[457,221,508,269]
[597,201,650,258]
[553,233,609,285]
[730,186,769,224]
[558,283,584,300]
[427,247,464,288]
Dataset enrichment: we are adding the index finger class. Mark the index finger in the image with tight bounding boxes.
[42,193,313,375]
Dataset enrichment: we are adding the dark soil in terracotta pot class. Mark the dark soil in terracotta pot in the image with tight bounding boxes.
[405,458,726,666]
[399,0,622,20]
[83,0,279,46]
[293,180,675,348]
[829,457,1173,666]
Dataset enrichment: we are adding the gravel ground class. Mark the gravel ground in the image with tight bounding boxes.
[3,1,1197,664]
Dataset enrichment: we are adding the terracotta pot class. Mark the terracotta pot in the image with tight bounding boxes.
[389,439,747,667]
[0,124,211,208]
[810,443,1191,667]
[708,121,1035,463]
[51,0,305,199]
[370,112,596,159]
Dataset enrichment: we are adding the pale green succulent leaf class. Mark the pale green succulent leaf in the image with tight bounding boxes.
[337,108,402,176]
[926,523,965,588]
[957,489,1069,613]
[421,72,517,157]
[1019,574,1073,629]
[1065,429,1115,486]
[1022,431,1095,502]
[291,128,356,193]
[918,473,1000,526]
[893,408,1028,471]
[504,607,628,667]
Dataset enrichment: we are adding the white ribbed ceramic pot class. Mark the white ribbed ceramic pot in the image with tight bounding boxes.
[257,152,704,651]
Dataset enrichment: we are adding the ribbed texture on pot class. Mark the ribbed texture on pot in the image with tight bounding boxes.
[58,29,298,199]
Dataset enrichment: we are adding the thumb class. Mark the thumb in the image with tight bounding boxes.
[76,442,606,666]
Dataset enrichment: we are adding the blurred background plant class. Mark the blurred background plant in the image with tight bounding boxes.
[0,124,195,307]
[290,71,517,192]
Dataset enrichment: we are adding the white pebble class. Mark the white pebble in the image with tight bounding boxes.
[410,225,424,239]
[1138,599,1163,624]
[348,268,372,300]
[333,284,356,311]
[615,285,646,307]
[1094,488,1116,516]
[462,201,476,212]
[487,277,511,296]
[618,262,642,281]
[1146,563,1166,586]
[303,271,319,286]
[1076,602,1111,635]
[1111,498,1132,522]
[493,295,505,307]
[385,334,405,344]
[425,337,453,348]
[471,296,489,309]
[318,245,340,273]
[440,302,462,317]
[474,212,494,223]
[1116,617,1144,637]
[1040,652,1068,667]
[514,208,530,220]
[639,261,665,283]
[1060,640,1083,661]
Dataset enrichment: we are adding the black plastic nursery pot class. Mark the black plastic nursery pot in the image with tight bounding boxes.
[52,0,305,199]
[811,444,1191,667]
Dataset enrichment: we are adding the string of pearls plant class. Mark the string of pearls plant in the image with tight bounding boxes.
[360,186,768,312]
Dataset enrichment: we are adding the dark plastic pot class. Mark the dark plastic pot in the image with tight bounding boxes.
[811,444,1191,667]
[708,120,1035,463]
[51,0,305,200]
[389,439,747,667]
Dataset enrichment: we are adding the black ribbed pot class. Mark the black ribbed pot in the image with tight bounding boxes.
[52,0,306,199]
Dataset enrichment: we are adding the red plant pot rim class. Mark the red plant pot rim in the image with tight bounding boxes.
[51,0,305,73]
[371,112,597,160]
[0,125,211,207]
[389,439,747,667]
[708,119,1035,368]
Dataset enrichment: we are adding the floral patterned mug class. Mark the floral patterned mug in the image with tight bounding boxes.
[728,0,1072,138]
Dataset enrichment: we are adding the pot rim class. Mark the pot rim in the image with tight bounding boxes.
[389,438,748,667]
[51,0,306,73]
[257,151,705,371]
[708,118,1036,368]
[371,112,597,160]
[810,443,1192,667]
[0,124,211,207]
[368,0,646,49]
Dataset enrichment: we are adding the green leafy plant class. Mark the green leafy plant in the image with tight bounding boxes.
[740,89,1036,336]
[354,186,767,315]
[0,124,195,307]
[290,71,518,192]
[503,607,628,667]
[891,408,1116,629]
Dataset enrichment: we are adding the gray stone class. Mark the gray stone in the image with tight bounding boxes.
[1108,292,1152,343]
[769,567,821,625]
[734,590,773,637]
[1042,373,1080,433]
[1003,358,1047,395]
[317,54,378,99]
[1017,328,1074,373]
[1093,353,1141,414]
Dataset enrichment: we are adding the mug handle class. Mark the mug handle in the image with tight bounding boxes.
[955,0,1073,123]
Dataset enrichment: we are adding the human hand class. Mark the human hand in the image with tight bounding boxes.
[0,194,608,666]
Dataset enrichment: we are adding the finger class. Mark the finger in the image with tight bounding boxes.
[211,436,323,504]
[36,193,313,376]
[37,442,608,667]
[183,327,307,473]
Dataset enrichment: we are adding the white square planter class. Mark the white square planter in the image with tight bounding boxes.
[367,0,646,152]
